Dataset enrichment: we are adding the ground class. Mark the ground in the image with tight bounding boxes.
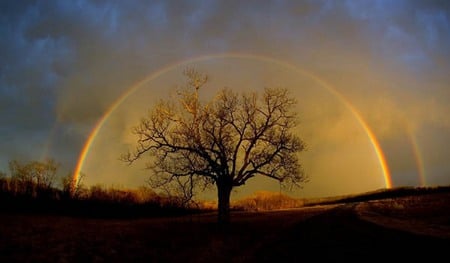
[0,192,449,262]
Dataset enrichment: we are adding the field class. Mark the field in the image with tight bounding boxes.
[1,188,449,262]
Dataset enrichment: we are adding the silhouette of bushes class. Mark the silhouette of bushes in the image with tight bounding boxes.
[232,191,304,211]
[0,176,203,218]
[0,159,204,218]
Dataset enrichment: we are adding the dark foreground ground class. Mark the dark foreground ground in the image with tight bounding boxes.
[1,192,449,262]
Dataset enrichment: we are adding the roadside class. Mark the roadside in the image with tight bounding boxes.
[355,193,450,239]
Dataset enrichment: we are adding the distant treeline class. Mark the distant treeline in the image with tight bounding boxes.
[0,159,307,217]
[0,159,209,218]
[3,159,448,216]
[0,180,206,218]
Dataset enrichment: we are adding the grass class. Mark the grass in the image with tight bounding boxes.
[0,186,449,262]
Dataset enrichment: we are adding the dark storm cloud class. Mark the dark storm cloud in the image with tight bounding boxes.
[0,0,449,190]
[0,1,66,165]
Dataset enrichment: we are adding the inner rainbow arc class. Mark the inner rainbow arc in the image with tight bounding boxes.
[73,53,393,189]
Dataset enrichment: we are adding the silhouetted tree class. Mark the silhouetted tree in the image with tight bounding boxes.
[122,69,307,224]
[61,172,85,199]
[0,171,7,195]
[9,159,59,197]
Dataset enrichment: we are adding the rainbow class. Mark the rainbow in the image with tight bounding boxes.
[407,127,426,186]
[73,53,393,188]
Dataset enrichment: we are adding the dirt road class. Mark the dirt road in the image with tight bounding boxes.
[248,203,449,262]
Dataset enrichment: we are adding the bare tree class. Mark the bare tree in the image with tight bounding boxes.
[122,69,307,224]
[9,159,59,197]
[61,172,85,199]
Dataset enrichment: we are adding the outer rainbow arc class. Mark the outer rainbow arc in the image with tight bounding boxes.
[73,52,393,189]
[407,127,426,186]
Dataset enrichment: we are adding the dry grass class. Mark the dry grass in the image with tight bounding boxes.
[1,190,449,262]
[0,206,330,262]
[356,192,450,238]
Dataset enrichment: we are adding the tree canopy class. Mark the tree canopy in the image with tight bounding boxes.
[123,69,307,223]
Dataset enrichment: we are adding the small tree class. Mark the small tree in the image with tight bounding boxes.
[122,69,307,223]
[9,159,59,197]
[61,172,85,199]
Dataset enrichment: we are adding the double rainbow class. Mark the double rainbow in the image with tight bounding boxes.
[73,53,393,188]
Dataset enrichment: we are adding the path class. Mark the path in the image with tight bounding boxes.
[247,203,449,261]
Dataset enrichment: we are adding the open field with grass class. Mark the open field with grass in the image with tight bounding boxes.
[1,188,449,262]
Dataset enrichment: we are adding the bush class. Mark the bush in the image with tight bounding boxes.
[232,191,303,211]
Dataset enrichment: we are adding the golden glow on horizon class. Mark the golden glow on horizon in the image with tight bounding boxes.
[73,53,393,189]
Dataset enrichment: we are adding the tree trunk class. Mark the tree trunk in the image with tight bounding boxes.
[217,182,232,225]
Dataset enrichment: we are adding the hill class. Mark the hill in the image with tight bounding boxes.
[301,185,450,206]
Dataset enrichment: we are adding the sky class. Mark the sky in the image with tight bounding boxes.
[1,0,449,200]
